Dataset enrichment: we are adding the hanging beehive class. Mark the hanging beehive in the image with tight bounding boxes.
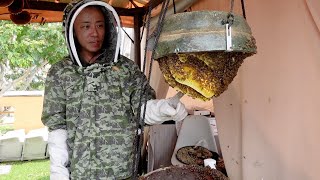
[2,0,32,25]
[0,0,14,7]
[10,10,31,25]
[154,11,257,101]
[8,0,24,14]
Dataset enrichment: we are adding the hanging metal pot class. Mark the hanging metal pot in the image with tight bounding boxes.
[10,10,31,25]
[8,0,24,14]
[0,0,14,7]
[153,11,256,59]
[153,11,257,101]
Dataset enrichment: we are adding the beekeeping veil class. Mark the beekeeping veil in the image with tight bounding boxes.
[63,0,122,67]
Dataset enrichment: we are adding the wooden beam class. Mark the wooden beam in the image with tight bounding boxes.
[133,14,142,68]
[115,7,145,17]
[25,1,66,11]
[24,1,146,17]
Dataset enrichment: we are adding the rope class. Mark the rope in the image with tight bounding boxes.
[131,0,152,175]
[132,0,171,178]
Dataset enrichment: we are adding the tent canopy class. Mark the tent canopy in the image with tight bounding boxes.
[0,0,165,27]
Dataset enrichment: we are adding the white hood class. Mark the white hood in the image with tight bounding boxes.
[63,0,122,67]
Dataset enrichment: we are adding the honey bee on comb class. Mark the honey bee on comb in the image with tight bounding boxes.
[157,51,253,101]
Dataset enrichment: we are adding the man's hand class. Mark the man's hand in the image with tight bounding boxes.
[143,99,188,125]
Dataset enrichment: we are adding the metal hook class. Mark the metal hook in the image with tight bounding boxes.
[226,23,232,51]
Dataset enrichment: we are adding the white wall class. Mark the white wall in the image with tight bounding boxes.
[213,0,320,179]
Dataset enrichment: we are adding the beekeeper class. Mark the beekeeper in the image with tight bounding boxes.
[41,0,188,179]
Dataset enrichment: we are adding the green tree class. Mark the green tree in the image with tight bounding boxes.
[0,20,68,96]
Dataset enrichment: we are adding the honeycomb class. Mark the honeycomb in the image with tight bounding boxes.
[157,51,253,101]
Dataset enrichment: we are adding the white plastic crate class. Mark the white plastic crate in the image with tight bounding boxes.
[22,127,48,160]
[0,129,25,162]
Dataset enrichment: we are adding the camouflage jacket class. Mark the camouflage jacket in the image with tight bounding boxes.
[42,55,155,179]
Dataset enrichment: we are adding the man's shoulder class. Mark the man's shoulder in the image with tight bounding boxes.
[117,55,136,65]
[117,55,140,70]
[48,57,74,75]
[51,56,73,67]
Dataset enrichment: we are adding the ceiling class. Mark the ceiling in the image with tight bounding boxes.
[0,0,164,27]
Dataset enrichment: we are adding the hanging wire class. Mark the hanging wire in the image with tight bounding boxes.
[230,0,235,13]
[121,27,134,44]
[227,0,235,26]
[150,0,170,60]
[241,0,246,19]
[223,0,247,25]
[132,0,171,178]
[173,0,176,14]
[222,0,235,26]
[131,6,152,176]
[140,12,148,41]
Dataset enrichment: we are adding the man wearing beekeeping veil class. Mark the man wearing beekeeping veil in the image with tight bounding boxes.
[41,0,188,179]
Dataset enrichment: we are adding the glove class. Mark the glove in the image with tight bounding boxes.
[48,129,69,180]
[143,99,188,125]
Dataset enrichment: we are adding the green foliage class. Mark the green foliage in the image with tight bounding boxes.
[0,159,50,180]
[0,20,67,67]
[0,125,14,135]
[0,20,68,91]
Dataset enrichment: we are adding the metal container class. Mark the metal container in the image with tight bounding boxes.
[153,10,257,59]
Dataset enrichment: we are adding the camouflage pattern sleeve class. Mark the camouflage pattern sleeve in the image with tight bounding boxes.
[41,62,67,131]
[123,56,156,117]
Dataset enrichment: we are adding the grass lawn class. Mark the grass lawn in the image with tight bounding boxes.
[0,159,50,180]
